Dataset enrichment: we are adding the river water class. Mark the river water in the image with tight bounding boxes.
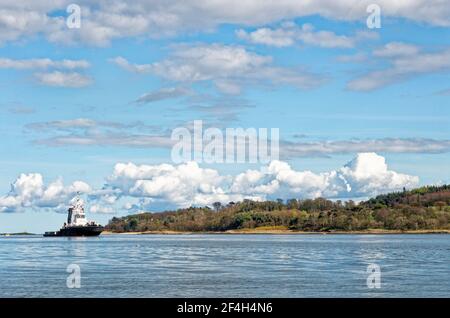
[0,234,448,297]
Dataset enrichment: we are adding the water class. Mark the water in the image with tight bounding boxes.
[0,234,448,297]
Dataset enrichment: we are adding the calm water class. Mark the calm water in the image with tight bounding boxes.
[0,234,448,297]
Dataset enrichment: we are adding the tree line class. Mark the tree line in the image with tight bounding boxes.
[106,185,450,232]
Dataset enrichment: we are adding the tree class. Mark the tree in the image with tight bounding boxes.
[276,198,284,210]
[287,199,298,210]
[345,200,355,209]
[213,201,222,212]
[128,218,138,231]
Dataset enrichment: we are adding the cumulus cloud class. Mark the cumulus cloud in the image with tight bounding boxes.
[229,153,418,200]
[89,153,418,212]
[0,153,421,213]
[0,1,449,46]
[111,44,325,93]
[106,161,238,208]
[347,43,450,91]
[0,173,91,212]
[236,22,376,48]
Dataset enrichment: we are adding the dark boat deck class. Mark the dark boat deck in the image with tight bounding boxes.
[43,225,103,237]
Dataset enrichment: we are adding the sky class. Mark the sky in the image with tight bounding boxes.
[0,0,449,233]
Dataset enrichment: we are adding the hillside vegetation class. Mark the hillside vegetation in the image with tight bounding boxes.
[106,185,450,233]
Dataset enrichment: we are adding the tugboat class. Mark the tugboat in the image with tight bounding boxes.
[44,196,103,237]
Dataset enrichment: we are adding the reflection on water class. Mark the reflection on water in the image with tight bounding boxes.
[0,234,448,297]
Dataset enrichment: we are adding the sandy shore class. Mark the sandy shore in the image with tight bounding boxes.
[102,228,450,235]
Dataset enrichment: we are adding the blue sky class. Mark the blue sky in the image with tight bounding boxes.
[0,1,450,233]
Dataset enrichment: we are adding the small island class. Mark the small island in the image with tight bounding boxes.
[0,232,36,236]
[105,185,450,234]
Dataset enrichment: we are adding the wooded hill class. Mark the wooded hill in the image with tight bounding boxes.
[106,185,450,233]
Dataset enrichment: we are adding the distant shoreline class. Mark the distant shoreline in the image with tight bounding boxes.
[2,230,448,237]
[0,232,36,236]
[101,228,450,235]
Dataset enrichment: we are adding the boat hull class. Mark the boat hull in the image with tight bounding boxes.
[44,225,103,237]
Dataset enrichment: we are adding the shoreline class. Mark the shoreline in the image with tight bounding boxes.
[101,229,450,235]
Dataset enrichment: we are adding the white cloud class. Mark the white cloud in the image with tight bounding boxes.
[0,57,92,88]
[0,173,91,212]
[28,118,97,129]
[26,118,450,155]
[347,45,450,91]
[0,6,54,44]
[27,118,156,131]
[106,161,236,208]
[236,27,295,48]
[1,1,450,46]
[111,44,271,79]
[34,71,92,87]
[338,153,417,195]
[0,153,421,213]
[0,58,90,70]
[37,134,173,147]
[108,56,152,74]
[135,87,192,104]
[89,204,114,214]
[89,153,418,212]
[373,42,420,58]
[283,138,450,157]
[26,118,172,148]
[112,44,325,93]
[336,52,367,63]
[236,23,372,48]
[230,153,418,199]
